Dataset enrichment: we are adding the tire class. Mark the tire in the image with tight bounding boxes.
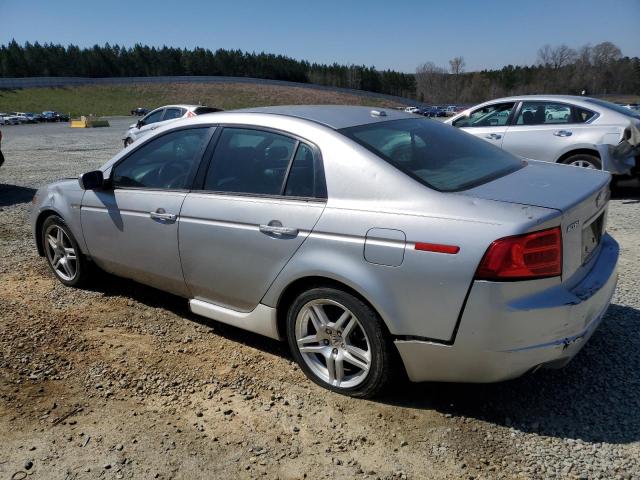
[560,153,602,170]
[286,287,392,398]
[41,215,91,287]
[123,137,133,148]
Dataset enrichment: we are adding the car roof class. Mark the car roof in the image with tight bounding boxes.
[234,105,416,129]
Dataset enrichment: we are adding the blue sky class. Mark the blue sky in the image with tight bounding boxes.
[1,0,638,72]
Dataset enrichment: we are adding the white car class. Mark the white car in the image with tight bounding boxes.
[0,113,21,125]
[122,105,221,147]
[404,106,420,114]
[446,95,640,176]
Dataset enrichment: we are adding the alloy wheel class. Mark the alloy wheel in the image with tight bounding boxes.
[569,159,597,169]
[294,299,372,388]
[44,224,77,281]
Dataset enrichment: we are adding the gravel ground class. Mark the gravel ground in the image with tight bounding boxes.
[1,119,639,479]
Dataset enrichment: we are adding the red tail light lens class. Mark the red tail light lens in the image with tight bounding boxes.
[475,227,562,281]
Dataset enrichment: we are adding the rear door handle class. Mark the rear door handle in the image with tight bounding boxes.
[149,208,176,222]
[553,130,572,137]
[485,133,502,140]
[259,223,299,237]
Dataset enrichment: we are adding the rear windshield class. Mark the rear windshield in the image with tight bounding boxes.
[194,106,223,115]
[339,118,523,192]
[585,98,640,119]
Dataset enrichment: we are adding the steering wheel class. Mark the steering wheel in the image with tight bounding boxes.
[158,160,190,189]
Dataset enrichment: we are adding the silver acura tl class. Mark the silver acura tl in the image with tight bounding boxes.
[31,106,619,398]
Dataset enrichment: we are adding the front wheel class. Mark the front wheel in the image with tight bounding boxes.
[286,287,392,398]
[561,153,602,170]
[41,215,91,287]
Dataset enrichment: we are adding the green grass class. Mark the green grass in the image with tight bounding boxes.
[0,82,401,117]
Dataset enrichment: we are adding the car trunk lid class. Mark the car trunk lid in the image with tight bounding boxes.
[462,160,611,281]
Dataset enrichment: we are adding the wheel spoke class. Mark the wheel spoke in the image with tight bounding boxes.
[309,305,329,331]
[47,235,57,250]
[64,247,76,260]
[61,259,74,278]
[297,334,320,346]
[299,345,326,355]
[56,227,63,245]
[342,317,357,339]
[333,310,351,330]
[344,346,370,371]
[326,351,344,385]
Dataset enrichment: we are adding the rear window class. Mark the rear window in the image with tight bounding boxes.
[585,98,640,120]
[340,118,523,192]
[194,106,223,115]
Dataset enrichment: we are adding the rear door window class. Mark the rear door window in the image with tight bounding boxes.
[204,128,297,195]
[143,109,164,125]
[340,118,523,192]
[515,102,574,125]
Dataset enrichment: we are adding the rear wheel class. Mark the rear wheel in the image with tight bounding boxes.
[41,215,91,287]
[561,153,602,170]
[286,287,392,398]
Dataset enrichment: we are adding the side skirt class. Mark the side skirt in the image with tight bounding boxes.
[189,299,281,340]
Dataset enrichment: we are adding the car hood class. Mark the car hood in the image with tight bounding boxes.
[461,160,610,213]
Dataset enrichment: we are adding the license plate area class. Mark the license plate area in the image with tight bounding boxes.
[582,212,604,264]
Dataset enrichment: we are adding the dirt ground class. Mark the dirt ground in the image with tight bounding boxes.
[1,119,640,479]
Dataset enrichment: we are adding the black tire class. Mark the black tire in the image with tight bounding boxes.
[41,215,91,288]
[560,153,602,170]
[286,287,393,398]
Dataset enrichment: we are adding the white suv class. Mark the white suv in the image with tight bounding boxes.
[122,105,221,147]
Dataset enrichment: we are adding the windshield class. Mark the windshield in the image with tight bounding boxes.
[586,98,640,119]
[340,118,524,192]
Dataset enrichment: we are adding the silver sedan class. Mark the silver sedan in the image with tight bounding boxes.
[446,95,640,176]
[31,106,619,397]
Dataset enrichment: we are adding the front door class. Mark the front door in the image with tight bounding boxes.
[451,101,517,148]
[81,126,213,295]
[179,127,327,311]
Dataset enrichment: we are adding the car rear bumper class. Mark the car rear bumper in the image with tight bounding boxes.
[395,233,619,383]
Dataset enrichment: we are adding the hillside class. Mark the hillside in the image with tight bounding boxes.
[0,82,402,117]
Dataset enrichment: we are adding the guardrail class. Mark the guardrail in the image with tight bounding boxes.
[0,76,424,107]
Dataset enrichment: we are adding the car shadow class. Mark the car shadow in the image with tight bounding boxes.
[612,177,640,203]
[83,271,639,444]
[0,184,37,207]
[376,303,640,444]
[85,270,290,359]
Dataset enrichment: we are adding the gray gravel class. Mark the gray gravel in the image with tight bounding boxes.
[1,119,639,479]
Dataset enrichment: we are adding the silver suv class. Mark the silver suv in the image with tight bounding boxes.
[446,95,640,177]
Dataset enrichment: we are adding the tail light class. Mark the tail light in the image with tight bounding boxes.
[475,227,562,281]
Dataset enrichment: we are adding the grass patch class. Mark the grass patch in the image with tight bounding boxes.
[0,82,401,116]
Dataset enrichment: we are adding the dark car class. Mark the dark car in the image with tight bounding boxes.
[131,107,149,116]
[42,111,70,122]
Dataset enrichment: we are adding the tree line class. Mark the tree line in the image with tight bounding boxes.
[416,42,640,104]
[1,40,638,103]
[0,41,415,98]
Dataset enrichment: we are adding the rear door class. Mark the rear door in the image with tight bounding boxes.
[136,108,165,140]
[451,102,516,148]
[501,101,597,162]
[179,127,327,311]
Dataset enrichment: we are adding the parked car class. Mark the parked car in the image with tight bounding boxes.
[131,107,149,116]
[446,95,640,176]
[32,106,618,398]
[11,112,29,123]
[41,111,70,122]
[0,113,21,125]
[122,105,222,147]
[22,112,40,123]
[403,106,420,114]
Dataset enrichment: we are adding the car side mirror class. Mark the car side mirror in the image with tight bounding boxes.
[78,170,105,190]
[136,119,144,129]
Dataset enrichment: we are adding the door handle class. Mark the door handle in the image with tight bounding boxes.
[259,222,299,237]
[149,208,176,222]
[553,130,572,137]
[485,133,502,140]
